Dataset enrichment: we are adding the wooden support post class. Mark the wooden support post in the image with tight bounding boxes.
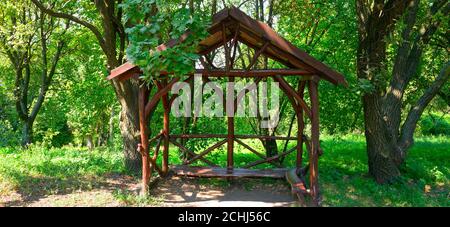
[297,81,306,168]
[227,77,235,173]
[138,85,151,195]
[162,79,170,176]
[308,79,320,206]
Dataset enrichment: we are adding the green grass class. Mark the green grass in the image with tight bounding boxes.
[0,135,448,206]
[0,145,125,203]
[318,135,449,206]
[112,188,164,207]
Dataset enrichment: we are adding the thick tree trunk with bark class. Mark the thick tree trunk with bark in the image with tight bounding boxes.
[356,0,449,183]
[363,94,402,182]
[356,0,414,182]
[21,121,33,146]
[115,81,141,173]
[263,138,278,158]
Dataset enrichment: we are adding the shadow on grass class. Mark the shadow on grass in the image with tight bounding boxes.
[1,150,132,206]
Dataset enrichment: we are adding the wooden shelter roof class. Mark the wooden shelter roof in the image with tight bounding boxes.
[108,7,347,86]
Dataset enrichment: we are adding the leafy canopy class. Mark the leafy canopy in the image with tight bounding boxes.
[121,0,209,82]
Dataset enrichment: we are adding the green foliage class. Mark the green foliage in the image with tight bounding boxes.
[419,114,450,136]
[0,69,20,146]
[277,0,363,134]
[0,0,34,50]
[0,119,20,147]
[0,2,117,147]
[122,0,210,81]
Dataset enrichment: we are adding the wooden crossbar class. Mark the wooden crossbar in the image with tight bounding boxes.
[184,139,227,165]
[243,146,297,168]
[169,138,218,167]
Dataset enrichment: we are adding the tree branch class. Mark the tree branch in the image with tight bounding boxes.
[30,0,106,51]
[399,61,450,149]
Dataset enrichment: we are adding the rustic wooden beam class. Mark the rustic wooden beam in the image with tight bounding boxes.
[308,79,320,206]
[274,75,312,119]
[204,54,219,69]
[230,23,241,69]
[230,24,321,76]
[235,139,283,168]
[146,69,312,77]
[200,56,211,71]
[110,64,311,80]
[222,23,231,72]
[234,138,266,160]
[243,146,297,169]
[138,85,151,195]
[152,135,162,162]
[227,76,235,173]
[297,81,306,167]
[185,139,228,165]
[275,77,302,121]
[194,69,311,77]
[169,138,218,167]
[286,168,308,206]
[236,134,297,140]
[148,132,163,145]
[169,134,297,140]
[247,41,270,71]
[161,78,170,176]
[170,134,227,139]
[207,24,304,69]
[144,77,180,118]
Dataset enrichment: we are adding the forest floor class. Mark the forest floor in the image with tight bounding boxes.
[0,135,448,207]
[1,173,296,207]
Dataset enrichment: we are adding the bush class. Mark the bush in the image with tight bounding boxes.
[0,120,19,147]
[419,114,450,136]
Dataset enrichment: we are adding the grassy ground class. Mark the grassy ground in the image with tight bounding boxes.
[0,135,448,207]
[0,146,128,206]
[318,135,449,206]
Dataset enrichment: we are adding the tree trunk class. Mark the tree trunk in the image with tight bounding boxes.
[263,138,278,159]
[108,107,115,145]
[363,94,402,183]
[356,0,448,183]
[113,79,142,174]
[21,121,33,146]
[86,135,94,150]
[356,0,414,183]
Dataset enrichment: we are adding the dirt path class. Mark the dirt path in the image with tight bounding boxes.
[152,176,296,207]
[1,174,298,207]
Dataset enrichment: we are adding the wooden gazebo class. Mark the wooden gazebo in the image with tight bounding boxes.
[108,7,347,206]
